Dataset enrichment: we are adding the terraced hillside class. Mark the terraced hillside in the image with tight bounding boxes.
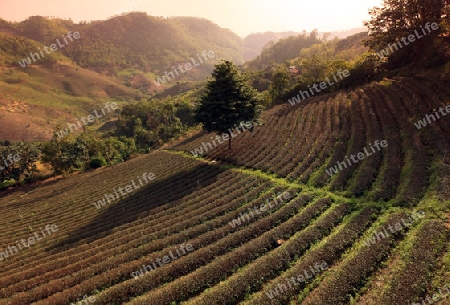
[173,76,450,205]
[0,76,449,305]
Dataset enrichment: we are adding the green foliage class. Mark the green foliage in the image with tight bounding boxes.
[298,42,337,83]
[40,127,137,174]
[194,60,263,148]
[114,98,191,151]
[364,0,449,67]
[0,34,67,66]
[270,65,290,99]
[41,130,86,175]
[89,156,107,169]
[247,30,322,69]
[244,31,302,55]
[245,32,372,106]
[101,137,134,166]
[0,178,16,191]
[2,14,244,76]
[0,141,41,183]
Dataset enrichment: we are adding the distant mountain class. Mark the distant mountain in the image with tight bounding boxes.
[243,31,303,61]
[243,28,367,62]
[0,14,369,142]
[245,30,323,69]
[324,27,367,40]
[0,14,244,75]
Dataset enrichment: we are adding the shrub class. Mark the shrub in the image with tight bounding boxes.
[0,178,16,190]
[89,157,107,169]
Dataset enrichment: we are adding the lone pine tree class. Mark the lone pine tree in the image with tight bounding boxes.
[195,60,263,149]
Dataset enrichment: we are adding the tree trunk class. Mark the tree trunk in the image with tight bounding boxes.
[228,132,232,149]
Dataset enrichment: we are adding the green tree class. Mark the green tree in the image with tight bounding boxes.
[270,65,290,100]
[0,141,41,184]
[96,136,135,167]
[41,126,85,175]
[194,60,263,149]
[364,0,448,66]
[13,141,41,182]
[100,137,126,167]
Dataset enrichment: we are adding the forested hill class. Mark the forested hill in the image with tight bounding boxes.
[245,31,368,70]
[243,31,303,61]
[242,28,367,62]
[0,13,244,74]
[245,31,323,69]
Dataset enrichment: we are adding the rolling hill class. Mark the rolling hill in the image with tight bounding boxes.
[0,74,448,304]
[0,13,247,142]
[0,62,140,141]
[0,14,244,73]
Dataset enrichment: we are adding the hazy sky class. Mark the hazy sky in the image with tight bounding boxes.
[0,0,382,37]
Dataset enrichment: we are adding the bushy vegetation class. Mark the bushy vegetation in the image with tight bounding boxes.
[363,0,449,68]
[0,14,244,75]
[113,97,197,149]
[247,30,323,69]
[245,31,382,106]
[0,140,41,188]
[0,94,198,186]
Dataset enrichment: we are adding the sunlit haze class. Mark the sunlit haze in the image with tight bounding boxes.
[0,0,382,37]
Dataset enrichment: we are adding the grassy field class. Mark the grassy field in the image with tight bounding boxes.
[0,63,141,141]
[0,75,449,304]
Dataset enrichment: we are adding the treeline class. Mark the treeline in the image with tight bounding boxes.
[246,30,323,69]
[0,34,68,66]
[244,0,449,108]
[0,97,196,189]
[0,14,244,74]
[0,141,40,188]
[0,135,136,190]
[114,96,196,149]
[244,31,380,106]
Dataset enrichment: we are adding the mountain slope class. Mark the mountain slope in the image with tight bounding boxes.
[0,75,448,304]
[0,14,244,74]
[172,75,450,205]
[243,28,367,62]
[0,62,140,141]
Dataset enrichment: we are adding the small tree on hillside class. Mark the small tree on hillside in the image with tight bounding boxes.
[270,65,291,99]
[195,60,263,149]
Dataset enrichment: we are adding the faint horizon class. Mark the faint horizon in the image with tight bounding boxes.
[0,0,381,37]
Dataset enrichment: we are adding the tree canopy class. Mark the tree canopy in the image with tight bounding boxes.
[364,0,449,66]
[195,60,263,149]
